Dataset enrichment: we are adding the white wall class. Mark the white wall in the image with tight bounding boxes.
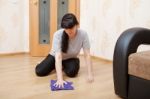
[0,0,29,54]
[1,0,150,60]
[80,0,150,60]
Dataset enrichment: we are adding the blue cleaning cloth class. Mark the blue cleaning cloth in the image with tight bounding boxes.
[50,80,74,91]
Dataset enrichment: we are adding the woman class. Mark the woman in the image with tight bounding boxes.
[35,13,94,88]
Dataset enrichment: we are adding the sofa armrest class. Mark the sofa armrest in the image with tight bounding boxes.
[113,27,150,98]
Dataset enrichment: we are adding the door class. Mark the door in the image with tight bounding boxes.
[29,0,80,56]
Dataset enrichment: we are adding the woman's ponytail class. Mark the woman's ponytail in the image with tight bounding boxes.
[60,13,79,53]
[61,31,69,53]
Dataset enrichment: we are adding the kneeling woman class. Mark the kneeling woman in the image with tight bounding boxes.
[35,13,94,88]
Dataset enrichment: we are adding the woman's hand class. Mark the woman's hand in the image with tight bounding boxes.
[53,80,67,88]
[55,52,66,88]
[83,49,94,83]
[87,73,94,83]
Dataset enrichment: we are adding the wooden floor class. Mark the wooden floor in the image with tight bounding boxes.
[0,54,121,99]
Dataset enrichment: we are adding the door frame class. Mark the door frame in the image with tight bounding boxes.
[29,0,80,56]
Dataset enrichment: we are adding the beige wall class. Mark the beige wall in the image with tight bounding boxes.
[0,0,150,60]
[80,0,150,60]
[0,0,29,54]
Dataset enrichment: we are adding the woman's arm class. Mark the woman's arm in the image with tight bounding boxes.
[83,49,94,83]
[54,52,66,88]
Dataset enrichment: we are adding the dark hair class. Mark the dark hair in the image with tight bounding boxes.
[61,13,79,53]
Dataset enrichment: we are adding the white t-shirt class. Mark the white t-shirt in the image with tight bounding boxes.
[50,28,90,60]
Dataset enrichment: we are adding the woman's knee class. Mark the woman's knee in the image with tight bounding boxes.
[65,65,79,77]
[63,58,80,77]
[35,65,49,77]
[65,70,78,77]
[35,54,55,77]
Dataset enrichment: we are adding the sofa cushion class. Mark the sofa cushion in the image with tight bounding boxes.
[128,51,150,80]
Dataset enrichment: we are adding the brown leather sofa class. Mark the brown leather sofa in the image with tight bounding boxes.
[113,27,150,99]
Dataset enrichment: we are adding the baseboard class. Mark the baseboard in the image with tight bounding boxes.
[0,52,113,62]
[91,55,112,63]
[79,54,112,63]
[0,52,29,56]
